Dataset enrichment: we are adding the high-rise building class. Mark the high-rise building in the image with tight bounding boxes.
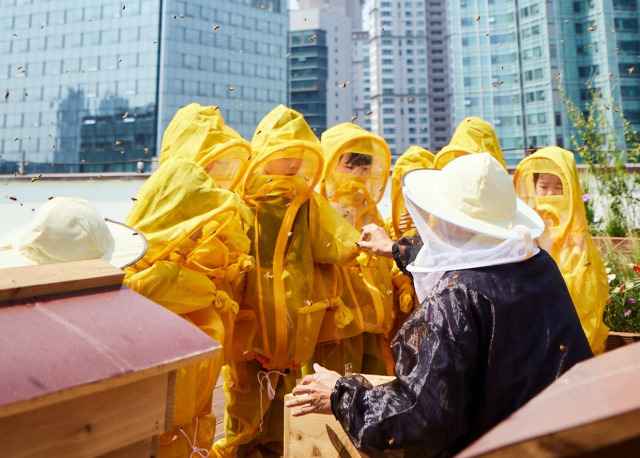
[0,0,288,174]
[293,1,371,133]
[352,30,373,132]
[448,0,640,164]
[368,0,452,157]
[298,0,365,31]
[289,8,353,133]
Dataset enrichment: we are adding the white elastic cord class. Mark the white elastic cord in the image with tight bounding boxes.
[178,416,210,458]
[257,370,287,432]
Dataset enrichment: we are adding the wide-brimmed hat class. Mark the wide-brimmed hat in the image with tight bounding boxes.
[0,197,147,269]
[402,153,544,239]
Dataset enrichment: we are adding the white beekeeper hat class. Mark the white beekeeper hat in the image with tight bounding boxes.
[403,153,545,302]
[402,152,544,239]
[0,197,147,269]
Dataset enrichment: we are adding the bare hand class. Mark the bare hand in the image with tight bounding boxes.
[358,223,394,258]
[286,363,341,416]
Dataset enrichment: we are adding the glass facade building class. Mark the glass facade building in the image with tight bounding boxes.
[0,0,288,174]
[448,0,640,164]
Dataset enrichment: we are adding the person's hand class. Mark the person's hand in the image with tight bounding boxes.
[358,223,394,258]
[286,363,341,416]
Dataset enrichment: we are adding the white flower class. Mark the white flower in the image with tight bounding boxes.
[607,273,617,283]
[605,267,612,274]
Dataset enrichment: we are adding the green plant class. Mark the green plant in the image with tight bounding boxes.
[561,83,640,236]
[601,239,640,333]
[579,172,598,233]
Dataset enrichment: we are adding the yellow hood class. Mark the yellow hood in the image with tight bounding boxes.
[513,146,584,246]
[435,117,507,170]
[513,146,609,354]
[390,145,435,238]
[242,104,323,200]
[319,123,390,205]
[319,123,391,228]
[159,103,251,190]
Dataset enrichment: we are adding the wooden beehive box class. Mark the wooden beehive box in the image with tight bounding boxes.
[0,259,221,457]
[284,374,395,457]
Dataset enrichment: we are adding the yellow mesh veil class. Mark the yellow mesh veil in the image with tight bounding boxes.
[513,146,609,354]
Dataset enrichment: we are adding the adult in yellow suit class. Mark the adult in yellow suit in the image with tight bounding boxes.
[434,117,508,170]
[313,122,394,376]
[124,156,254,457]
[513,146,609,354]
[159,102,252,190]
[381,145,435,374]
[213,105,361,457]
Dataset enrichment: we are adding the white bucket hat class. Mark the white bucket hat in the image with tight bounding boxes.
[402,152,544,239]
[0,197,147,269]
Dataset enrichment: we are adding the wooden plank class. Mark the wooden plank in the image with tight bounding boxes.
[457,342,640,457]
[0,259,124,302]
[98,437,158,458]
[467,409,640,458]
[285,374,395,458]
[213,373,226,442]
[0,374,168,458]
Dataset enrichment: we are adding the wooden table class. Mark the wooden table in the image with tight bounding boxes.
[0,260,221,457]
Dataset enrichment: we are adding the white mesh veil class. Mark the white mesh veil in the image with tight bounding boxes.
[404,186,539,303]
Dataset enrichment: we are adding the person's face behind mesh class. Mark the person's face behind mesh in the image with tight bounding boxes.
[336,152,372,176]
[534,173,564,196]
[262,157,303,176]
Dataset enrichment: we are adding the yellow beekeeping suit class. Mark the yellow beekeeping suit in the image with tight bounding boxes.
[434,117,508,170]
[382,145,435,374]
[384,145,436,240]
[314,122,394,376]
[159,103,251,190]
[123,156,254,457]
[513,146,609,354]
[214,105,361,457]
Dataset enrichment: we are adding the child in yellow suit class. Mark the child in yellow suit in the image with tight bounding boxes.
[434,117,508,170]
[159,102,251,191]
[124,156,255,457]
[311,122,394,376]
[513,146,609,354]
[213,105,361,457]
[381,145,435,373]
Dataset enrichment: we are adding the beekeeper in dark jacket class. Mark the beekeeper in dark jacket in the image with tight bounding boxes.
[286,153,593,457]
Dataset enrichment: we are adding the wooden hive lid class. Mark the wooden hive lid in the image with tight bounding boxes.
[457,342,640,457]
[0,259,220,418]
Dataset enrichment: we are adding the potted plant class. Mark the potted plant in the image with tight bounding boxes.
[597,238,640,350]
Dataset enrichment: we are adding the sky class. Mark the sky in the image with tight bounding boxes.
[289,0,299,10]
